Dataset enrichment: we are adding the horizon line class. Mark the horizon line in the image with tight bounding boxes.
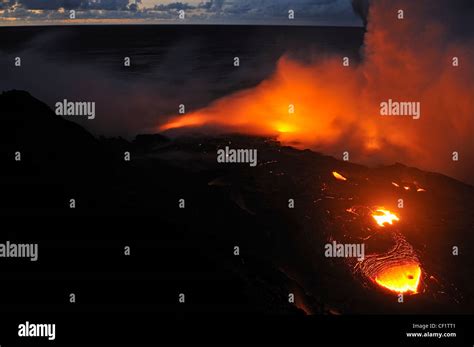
[0,21,365,28]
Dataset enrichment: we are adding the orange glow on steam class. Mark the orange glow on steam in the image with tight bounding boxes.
[157,0,474,183]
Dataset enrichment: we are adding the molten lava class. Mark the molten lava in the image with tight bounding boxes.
[332,171,347,181]
[372,209,400,227]
[375,263,421,294]
[358,232,422,295]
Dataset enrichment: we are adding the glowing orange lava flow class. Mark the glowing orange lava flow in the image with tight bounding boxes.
[375,263,421,294]
[332,171,347,181]
[358,233,422,295]
[372,209,400,227]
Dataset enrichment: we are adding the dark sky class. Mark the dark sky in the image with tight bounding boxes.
[0,0,363,26]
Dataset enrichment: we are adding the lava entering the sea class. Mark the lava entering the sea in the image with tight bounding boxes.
[158,0,474,183]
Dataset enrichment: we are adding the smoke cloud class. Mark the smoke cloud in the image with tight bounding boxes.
[160,0,474,183]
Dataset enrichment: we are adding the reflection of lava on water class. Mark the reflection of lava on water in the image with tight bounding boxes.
[356,232,422,294]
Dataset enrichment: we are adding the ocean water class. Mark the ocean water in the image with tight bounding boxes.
[0,25,364,136]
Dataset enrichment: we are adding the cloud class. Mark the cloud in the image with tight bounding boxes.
[1,0,362,26]
[153,2,195,11]
[0,0,15,10]
[10,0,131,10]
[18,0,82,10]
[351,0,369,26]
[222,0,358,22]
[198,0,224,12]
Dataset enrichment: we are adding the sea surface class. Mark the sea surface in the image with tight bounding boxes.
[0,25,364,136]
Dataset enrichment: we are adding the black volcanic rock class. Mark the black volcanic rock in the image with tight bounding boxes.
[0,90,107,212]
[0,90,473,315]
[133,133,169,152]
[0,90,98,163]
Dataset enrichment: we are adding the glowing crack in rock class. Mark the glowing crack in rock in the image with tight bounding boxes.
[372,209,400,227]
[332,171,347,181]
